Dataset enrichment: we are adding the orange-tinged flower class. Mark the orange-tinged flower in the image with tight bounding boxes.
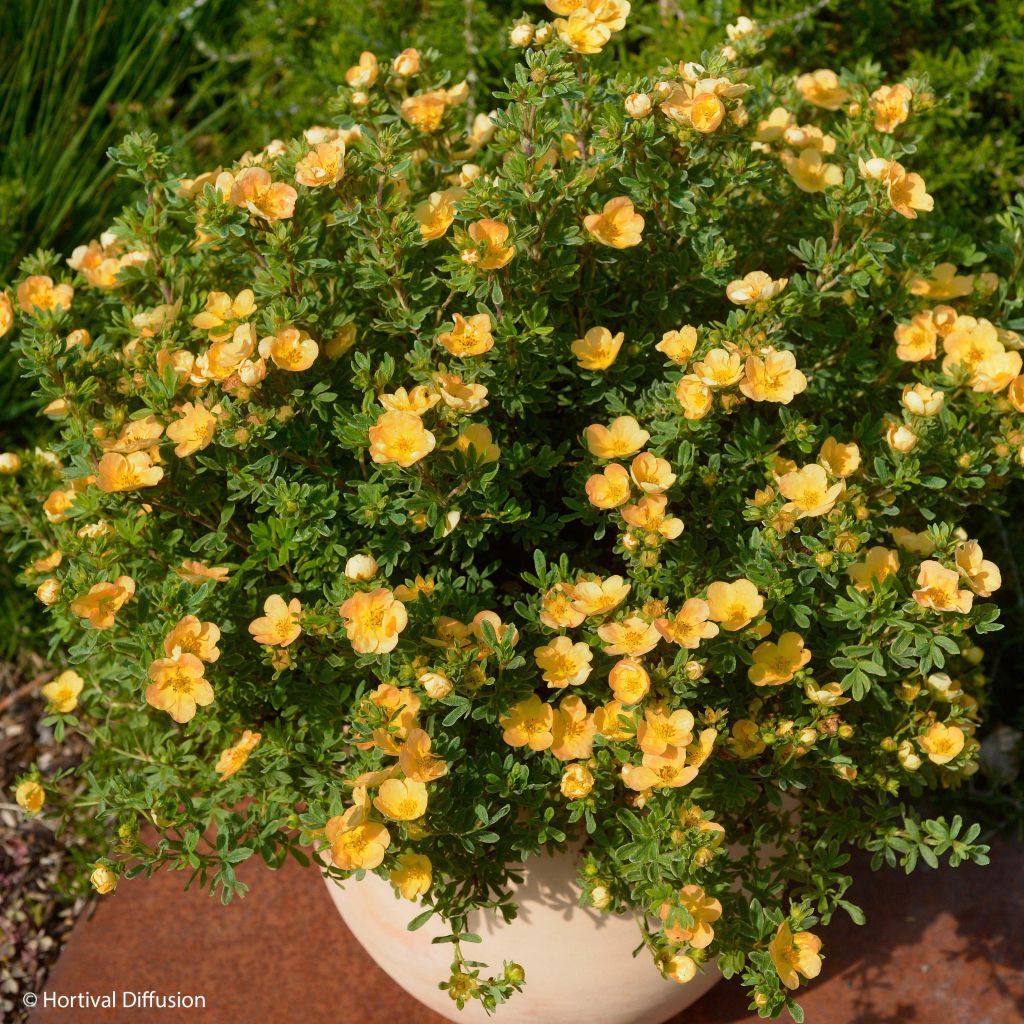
[570,575,631,617]
[656,326,698,365]
[345,51,378,88]
[17,275,73,314]
[230,167,297,221]
[540,583,586,630]
[847,547,900,591]
[795,69,849,110]
[438,313,494,357]
[390,853,432,900]
[583,197,645,248]
[454,423,500,464]
[778,464,844,518]
[913,560,974,613]
[630,452,676,494]
[908,263,974,300]
[661,884,722,947]
[259,327,318,371]
[248,594,302,646]
[374,778,429,821]
[706,579,763,631]
[595,699,633,740]
[415,188,465,241]
[622,749,698,790]
[554,7,612,53]
[534,635,594,689]
[90,864,117,894]
[675,375,714,420]
[560,762,595,799]
[586,463,632,509]
[727,718,765,758]
[175,559,230,584]
[693,348,743,387]
[331,820,391,870]
[551,694,597,760]
[887,162,933,219]
[368,410,436,467]
[894,314,937,361]
[216,730,262,779]
[41,670,84,713]
[597,615,661,657]
[379,385,439,415]
[740,348,807,404]
[70,576,136,629]
[971,351,1021,393]
[164,615,221,662]
[16,780,45,814]
[166,400,219,456]
[584,415,649,458]
[572,326,624,370]
[726,271,787,304]
[748,632,811,686]
[754,106,795,142]
[398,728,448,783]
[608,658,650,704]
[918,722,965,764]
[620,494,684,540]
[818,437,860,478]
[770,922,823,989]
[193,289,256,340]
[501,694,555,750]
[145,650,213,724]
[891,528,935,556]
[870,83,912,133]
[467,219,516,270]
[102,415,164,455]
[295,141,345,187]
[96,451,164,492]
[0,290,12,336]
[781,148,842,192]
[955,541,1001,597]
[654,598,719,649]
[470,610,520,654]
[401,90,449,132]
[437,373,488,412]
[339,587,408,655]
[638,706,694,755]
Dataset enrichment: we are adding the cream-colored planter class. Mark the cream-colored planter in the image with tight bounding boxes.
[323,846,719,1024]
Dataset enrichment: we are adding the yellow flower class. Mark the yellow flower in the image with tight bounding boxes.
[778,463,844,518]
[397,728,448,783]
[894,314,937,362]
[248,594,302,646]
[572,326,624,370]
[401,90,449,132]
[586,463,632,509]
[325,322,358,359]
[0,451,22,473]
[101,415,164,455]
[175,559,230,584]
[622,749,698,790]
[630,452,676,493]
[501,694,555,750]
[415,188,465,241]
[656,326,698,365]
[166,400,219,456]
[345,50,379,88]
[727,719,764,758]
[755,106,795,142]
[818,437,860,478]
[392,47,421,77]
[569,574,631,617]
[955,541,1001,597]
[584,415,649,458]
[694,348,743,387]
[70,576,136,630]
[551,694,597,760]
[36,578,61,605]
[594,699,633,740]
[379,385,440,415]
[781,148,842,192]
[560,763,595,799]
[17,275,74,314]
[583,196,645,248]
[554,8,612,53]
[891,528,935,556]
[216,730,262,779]
[295,141,345,187]
[654,598,719,649]
[164,614,221,663]
[438,312,494,357]
[770,921,823,989]
[660,83,727,133]
[0,290,13,336]
[41,669,85,713]
[374,777,429,821]
[368,410,436,467]
[466,219,516,270]
[339,587,408,655]
[908,263,974,300]
[726,271,787,304]
[90,864,118,894]
[848,547,900,591]
[230,167,297,221]
[886,162,933,219]
[805,681,850,706]
[661,884,722,948]
[902,382,945,416]
[971,350,1021,393]
[535,635,594,688]
[620,494,684,540]
[454,423,500,463]
[145,650,213,724]
[330,820,391,870]
[664,953,698,985]
[638,706,694,755]
[870,83,912,133]
[259,327,318,371]
[438,373,488,412]
[748,632,811,686]
[740,348,807,404]
[97,450,164,492]
[390,853,432,900]
[794,68,849,110]
[597,615,661,657]
[706,579,763,631]
[608,658,650,704]
[16,779,45,814]
[675,375,714,419]
[913,560,974,613]
[918,722,965,764]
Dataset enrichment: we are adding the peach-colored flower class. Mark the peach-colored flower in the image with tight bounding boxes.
[398,728,448,783]
[638,706,694,755]
[912,560,974,613]
[726,271,787,304]
[781,148,842,192]
[706,579,763,631]
[907,263,974,300]
[248,594,302,646]
[847,547,900,591]
[330,820,391,870]
[415,188,465,241]
[0,291,13,336]
[870,83,912,133]
[694,348,743,387]
[654,599,719,649]
[597,615,661,657]
[661,884,722,947]
[339,588,408,654]
[778,464,844,517]
[583,197,644,248]
[569,575,631,617]
[620,494,684,540]
[554,7,612,54]
[608,658,650,704]
[70,576,136,629]
[540,584,586,630]
[501,695,554,750]
[675,375,714,420]
[656,326,698,365]
[438,313,494,357]
[740,348,807,403]
[918,722,965,765]
[748,632,811,686]
[216,730,262,779]
[17,275,73,314]
[175,560,230,584]
[551,694,597,760]
[41,670,84,713]
[584,416,649,458]
[795,69,849,110]
[586,463,632,509]
[295,141,345,187]
[886,162,933,219]
[166,401,219,456]
[467,219,516,270]
[230,167,297,221]
[572,326,624,370]
[534,635,593,688]
[818,437,860,478]
[96,451,164,492]
[770,922,823,989]
[630,452,676,493]
[621,749,698,790]
[955,541,1001,597]
[164,615,221,662]
[894,314,937,362]
[259,327,318,371]
[145,650,213,724]
[390,853,432,900]
[368,410,436,467]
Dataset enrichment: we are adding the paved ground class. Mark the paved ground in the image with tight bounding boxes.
[33,839,1023,1024]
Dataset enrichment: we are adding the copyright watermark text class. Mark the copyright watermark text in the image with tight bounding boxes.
[24,990,207,1011]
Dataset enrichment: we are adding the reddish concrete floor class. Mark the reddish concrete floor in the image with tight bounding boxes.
[33,840,1023,1024]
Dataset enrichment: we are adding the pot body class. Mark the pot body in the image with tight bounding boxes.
[323,846,719,1024]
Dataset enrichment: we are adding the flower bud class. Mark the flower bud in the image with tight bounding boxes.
[90,864,118,894]
[0,452,23,473]
[392,48,420,76]
[625,93,652,118]
[510,23,534,47]
[36,578,61,605]
[344,554,379,580]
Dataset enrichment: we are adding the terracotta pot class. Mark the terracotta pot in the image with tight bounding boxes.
[323,845,718,1024]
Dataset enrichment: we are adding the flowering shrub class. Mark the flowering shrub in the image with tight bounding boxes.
[2,6,1018,1018]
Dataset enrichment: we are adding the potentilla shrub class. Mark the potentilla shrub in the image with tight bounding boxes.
[3,7,1020,1018]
